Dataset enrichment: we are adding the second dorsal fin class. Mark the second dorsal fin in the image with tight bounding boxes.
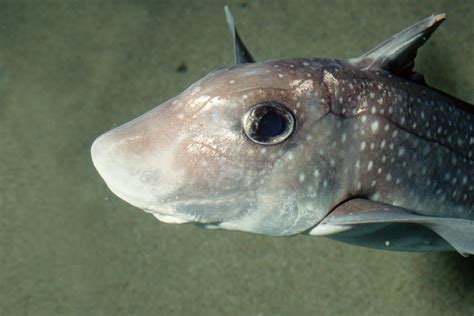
[350,14,445,82]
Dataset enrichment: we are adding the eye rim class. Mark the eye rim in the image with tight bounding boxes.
[241,101,295,145]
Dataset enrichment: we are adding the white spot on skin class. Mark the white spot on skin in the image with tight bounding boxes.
[341,133,347,143]
[229,80,235,84]
[421,166,427,175]
[371,121,379,133]
[397,147,405,157]
[299,173,305,182]
[313,169,320,178]
[278,73,284,78]
[367,161,373,171]
[360,141,366,151]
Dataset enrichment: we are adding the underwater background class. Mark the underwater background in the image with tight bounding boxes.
[1,0,473,315]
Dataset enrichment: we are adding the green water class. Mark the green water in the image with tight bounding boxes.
[1,1,473,315]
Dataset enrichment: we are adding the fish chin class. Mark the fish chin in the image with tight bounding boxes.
[103,181,153,211]
[149,212,190,224]
[147,195,253,225]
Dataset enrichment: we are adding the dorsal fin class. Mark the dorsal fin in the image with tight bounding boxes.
[224,6,255,65]
[350,14,445,82]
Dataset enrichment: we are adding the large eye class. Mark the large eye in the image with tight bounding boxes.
[242,101,295,145]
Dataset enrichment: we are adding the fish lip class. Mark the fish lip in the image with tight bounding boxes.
[102,181,252,224]
[147,192,254,224]
[161,192,247,207]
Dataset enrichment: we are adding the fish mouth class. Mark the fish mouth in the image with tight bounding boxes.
[146,193,254,224]
[103,181,253,225]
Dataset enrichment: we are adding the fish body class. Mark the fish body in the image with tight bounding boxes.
[91,9,473,255]
[314,58,473,220]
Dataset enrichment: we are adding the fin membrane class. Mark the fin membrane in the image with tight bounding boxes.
[350,14,445,83]
[309,198,474,256]
[224,6,255,65]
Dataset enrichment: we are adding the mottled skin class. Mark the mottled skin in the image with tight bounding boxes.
[91,57,473,236]
[92,60,341,235]
[318,58,473,220]
[91,12,474,253]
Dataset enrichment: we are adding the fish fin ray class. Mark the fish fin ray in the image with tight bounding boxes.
[309,198,473,256]
[224,6,255,65]
[349,14,445,83]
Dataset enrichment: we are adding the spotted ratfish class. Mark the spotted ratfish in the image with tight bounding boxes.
[91,8,473,255]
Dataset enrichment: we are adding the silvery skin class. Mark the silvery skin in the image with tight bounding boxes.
[92,9,473,256]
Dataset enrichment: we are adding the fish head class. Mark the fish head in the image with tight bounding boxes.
[91,59,343,235]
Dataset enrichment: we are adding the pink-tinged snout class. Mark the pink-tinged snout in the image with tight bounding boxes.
[91,128,154,209]
[91,104,187,210]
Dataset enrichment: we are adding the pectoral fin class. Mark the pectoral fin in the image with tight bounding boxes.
[309,199,474,256]
[350,14,445,84]
[224,6,255,65]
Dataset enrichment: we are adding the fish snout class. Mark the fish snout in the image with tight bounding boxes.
[91,125,178,210]
[91,126,232,224]
[91,131,114,182]
[91,130,144,205]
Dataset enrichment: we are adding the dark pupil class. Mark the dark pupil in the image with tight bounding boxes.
[256,110,285,137]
